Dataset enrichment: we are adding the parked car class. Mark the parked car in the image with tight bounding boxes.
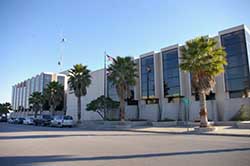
[0,116,8,122]
[8,118,16,124]
[34,115,53,126]
[51,115,74,127]
[23,117,34,125]
[14,117,25,124]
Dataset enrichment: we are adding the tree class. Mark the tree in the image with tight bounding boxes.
[44,81,64,115]
[0,102,12,116]
[86,95,119,119]
[68,64,91,123]
[29,92,44,118]
[107,56,137,121]
[180,36,227,127]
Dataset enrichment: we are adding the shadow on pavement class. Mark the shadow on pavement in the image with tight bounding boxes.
[1,148,250,165]
[0,133,161,140]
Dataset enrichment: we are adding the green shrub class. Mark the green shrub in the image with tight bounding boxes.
[231,105,250,121]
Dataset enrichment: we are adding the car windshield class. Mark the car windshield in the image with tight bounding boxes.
[43,115,52,119]
[64,116,73,120]
[54,116,63,120]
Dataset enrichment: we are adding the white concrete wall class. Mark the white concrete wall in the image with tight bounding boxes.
[139,101,159,121]
[161,100,180,121]
[222,98,250,121]
[160,98,249,122]
[125,105,138,120]
[66,69,105,121]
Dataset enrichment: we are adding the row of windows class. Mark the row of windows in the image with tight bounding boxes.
[12,74,66,109]
[221,29,250,97]
[107,30,250,101]
[226,53,248,68]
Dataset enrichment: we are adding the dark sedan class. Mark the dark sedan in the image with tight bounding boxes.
[14,117,25,124]
[34,115,53,126]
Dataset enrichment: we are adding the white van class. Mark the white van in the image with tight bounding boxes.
[51,115,74,127]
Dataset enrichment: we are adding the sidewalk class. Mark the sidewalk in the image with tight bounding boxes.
[77,121,250,137]
[128,126,250,137]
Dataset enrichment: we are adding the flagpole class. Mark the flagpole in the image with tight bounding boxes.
[104,51,107,120]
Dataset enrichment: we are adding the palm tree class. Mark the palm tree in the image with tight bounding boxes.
[29,92,44,118]
[0,102,12,117]
[107,56,137,121]
[68,64,91,123]
[180,36,227,127]
[44,81,64,116]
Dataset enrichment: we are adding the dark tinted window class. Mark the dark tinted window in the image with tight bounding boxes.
[162,48,180,97]
[57,76,65,86]
[43,115,52,119]
[107,79,119,101]
[141,55,155,98]
[64,116,73,120]
[43,74,52,89]
[221,29,250,98]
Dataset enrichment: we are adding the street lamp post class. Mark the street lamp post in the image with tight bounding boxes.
[146,66,151,104]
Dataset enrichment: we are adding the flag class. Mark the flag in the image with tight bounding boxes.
[106,54,115,62]
[106,70,112,76]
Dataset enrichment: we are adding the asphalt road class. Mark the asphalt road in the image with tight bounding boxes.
[0,123,250,166]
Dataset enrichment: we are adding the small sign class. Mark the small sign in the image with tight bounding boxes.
[182,97,190,105]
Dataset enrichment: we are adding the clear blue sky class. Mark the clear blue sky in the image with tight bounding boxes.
[0,0,250,103]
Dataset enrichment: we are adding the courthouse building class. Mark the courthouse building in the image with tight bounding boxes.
[66,24,250,122]
[12,24,250,121]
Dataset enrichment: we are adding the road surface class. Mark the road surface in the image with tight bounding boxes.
[0,123,249,166]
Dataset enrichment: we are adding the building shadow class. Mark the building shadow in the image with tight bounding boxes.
[1,148,250,165]
[0,133,160,140]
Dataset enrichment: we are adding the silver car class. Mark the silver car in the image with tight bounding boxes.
[51,115,74,127]
[23,117,34,125]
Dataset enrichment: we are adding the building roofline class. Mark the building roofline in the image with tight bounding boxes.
[161,44,179,52]
[139,51,155,58]
[219,24,245,35]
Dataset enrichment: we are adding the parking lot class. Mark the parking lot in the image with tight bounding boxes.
[8,115,74,128]
[1,123,250,166]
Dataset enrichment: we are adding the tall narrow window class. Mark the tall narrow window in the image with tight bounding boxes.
[141,55,155,99]
[107,78,119,101]
[221,30,250,98]
[162,48,180,97]
[57,76,65,86]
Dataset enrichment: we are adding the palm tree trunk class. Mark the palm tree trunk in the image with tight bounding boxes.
[50,106,55,116]
[120,98,125,122]
[34,111,37,118]
[77,96,81,123]
[199,92,209,127]
[136,104,140,120]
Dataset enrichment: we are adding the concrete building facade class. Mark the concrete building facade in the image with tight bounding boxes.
[11,24,250,121]
[65,24,250,122]
[11,72,67,113]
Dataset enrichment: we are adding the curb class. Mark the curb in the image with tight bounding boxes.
[76,125,250,137]
[125,129,250,138]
